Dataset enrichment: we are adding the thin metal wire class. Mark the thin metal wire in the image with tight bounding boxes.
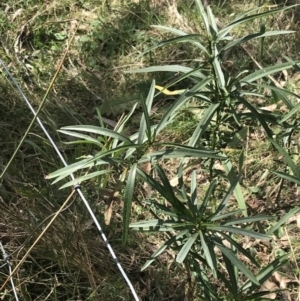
[0,59,140,301]
[0,242,20,301]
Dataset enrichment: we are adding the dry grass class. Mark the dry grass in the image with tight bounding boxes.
[1,0,300,300]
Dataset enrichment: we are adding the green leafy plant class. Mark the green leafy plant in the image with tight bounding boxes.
[47,80,225,244]
[130,163,291,300]
[46,1,300,300]
[126,1,300,212]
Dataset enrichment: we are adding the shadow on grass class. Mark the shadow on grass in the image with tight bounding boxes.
[0,1,195,300]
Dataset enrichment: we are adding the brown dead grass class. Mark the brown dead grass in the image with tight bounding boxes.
[1,0,300,300]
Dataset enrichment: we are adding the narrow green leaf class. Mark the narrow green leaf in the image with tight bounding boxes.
[244,290,287,300]
[138,80,155,144]
[223,215,273,226]
[222,158,247,216]
[222,252,238,298]
[156,68,209,96]
[198,178,218,218]
[176,233,199,263]
[140,145,226,162]
[283,55,300,73]
[209,226,270,240]
[157,34,207,53]
[60,125,133,145]
[206,237,219,279]
[62,140,97,146]
[191,170,198,208]
[241,254,289,292]
[129,219,164,229]
[211,176,241,219]
[25,139,54,161]
[155,164,190,216]
[217,7,261,39]
[156,93,191,136]
[95,107,105,127]
[209,210,243,222]
[190,251,232,297]
[222,30,294,52]
[217,243,259,285]
[259,22,266,60]
[267,207,300,235]
[125,124,158,160]
[46,158,110,180]
[246,82,297,110]
[92,144,142,163]
[273,171,300,185]
[191,76,212,91]
[189,103,220,147]
[212,45,225,89]
[195,0,210,35]
[59,170,112,189]
[199,231,216,274]
[125,65,204,79]
[118,102,139,127]
[206,6,218,34]
[151,25,208,54]
[233,7,262,21]
[144,200,182,218]
[128,124,157,143]
[177,164,193,214]
[238,149,244,174]
[219,4,299,38]
[123,163,137,244]
[158,34,201,44]
[236,96,300,178]
[113,102,138,149]
[136,168,167,198]
[241,61,299,84]
[141,230,189,271]
[280,101,300,123]
[218,232,259,267]
[155,76,211,136]
[129,219,189,231]
[58,130,103,146]
[141,244,168,271]
[151,25,188,36]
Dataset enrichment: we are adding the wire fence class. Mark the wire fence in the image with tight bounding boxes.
[0,59,140,301]
[0,242,20,301]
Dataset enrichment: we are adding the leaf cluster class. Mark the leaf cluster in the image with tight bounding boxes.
[47,1,300,300]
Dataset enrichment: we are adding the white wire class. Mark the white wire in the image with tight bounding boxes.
[0,242,20,301]
[0,59,140,301]
[7,264,19,301]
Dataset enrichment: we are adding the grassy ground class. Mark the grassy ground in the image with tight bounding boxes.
[1,0,300,300]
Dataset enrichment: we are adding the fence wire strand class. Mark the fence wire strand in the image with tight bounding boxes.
[0,242,20,301]
[0,59,140,301]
